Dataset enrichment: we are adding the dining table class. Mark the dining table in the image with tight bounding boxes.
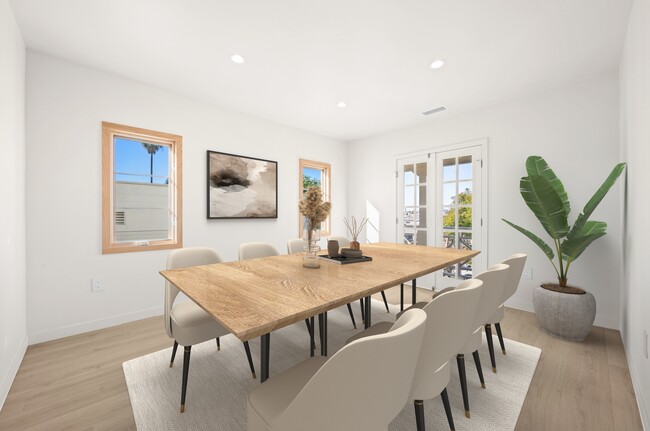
[160,242,479,382]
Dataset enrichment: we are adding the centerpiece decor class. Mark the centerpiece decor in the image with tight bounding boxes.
[502,155,625,341]
[344,216,368,250]
[299,186,331,268]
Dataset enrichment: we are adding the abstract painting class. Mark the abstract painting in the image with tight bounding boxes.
[207,151,278,219]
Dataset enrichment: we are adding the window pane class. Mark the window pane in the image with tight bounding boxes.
[443,158,456,181]
[416,230,427,246]
[443,230,455,248]
[303,167,322,191]
[403,207,416,244]
[416,162,427,184]
[114,137,169,177]
[404,164,415,185]
[458,181,473,201]
[404,185,415,206]
[458,207,472,229]
[113,182,170,242]
[443,183,456,206]
[417,207,427,228]
[458,156,472,180]
[442,207,455,229]
[418,185,427,206]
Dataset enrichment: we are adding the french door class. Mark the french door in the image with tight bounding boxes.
[397,143,486,290]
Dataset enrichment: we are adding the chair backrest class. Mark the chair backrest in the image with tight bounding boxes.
[409,278,483,401]
[500,254,527,303]
[465,263,510,328]
[328,236,350,248]
[274,309,427,431]
[164,247,222,338]
[238,242,279,260]
[287,238,306,254]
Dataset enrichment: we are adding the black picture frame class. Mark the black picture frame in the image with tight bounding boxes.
[206,150,278,219]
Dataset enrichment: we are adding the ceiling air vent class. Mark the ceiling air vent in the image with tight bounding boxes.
[422,106,448,116]
[115,211,126,225]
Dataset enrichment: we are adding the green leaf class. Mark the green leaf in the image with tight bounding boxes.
[561,232,606,262]
[502,218,555,260]
[568,163,626,239]
[526,156,570,217]
[520,175,569,239]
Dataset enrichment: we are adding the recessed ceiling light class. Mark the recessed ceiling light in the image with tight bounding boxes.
[231,54,245,64]
[430,59,445,69]
[337,101,347,108]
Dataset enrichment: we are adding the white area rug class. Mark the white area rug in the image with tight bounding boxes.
[123,300,541,430]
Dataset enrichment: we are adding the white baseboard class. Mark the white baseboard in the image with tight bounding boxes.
[504,299,620,330]
[0,335,28,412]
[28,306,164,345]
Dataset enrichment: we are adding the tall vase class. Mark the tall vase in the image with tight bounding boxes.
[302,219,321,268]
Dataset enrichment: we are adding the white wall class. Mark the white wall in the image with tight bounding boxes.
[620,0,650,427]
[0,0,26,411]
[25,52,348,343]
[348,72,622,329]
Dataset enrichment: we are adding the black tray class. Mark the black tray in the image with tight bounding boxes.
[318,254,373,265]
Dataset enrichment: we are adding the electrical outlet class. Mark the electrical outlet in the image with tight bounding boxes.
[91,278,105,292]
[644,330,648,359]
[523,268,533,280]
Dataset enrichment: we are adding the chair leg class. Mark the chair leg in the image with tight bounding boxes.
[180,346,191,413]
[380,291,390,313]
[242,341,256,379]
[359,298,365,324]
[457,354,470,418]
[472,350,486,389]
[346,303,357,329]
[305,319,316,352]
[495,322,506,354]
[441,388,455,430]
[169,341,178,368]
[485,324,497,372]
[216,337,220,351]
[414,400,425,431]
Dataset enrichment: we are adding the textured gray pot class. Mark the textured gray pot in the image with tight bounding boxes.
[532,286,596,341]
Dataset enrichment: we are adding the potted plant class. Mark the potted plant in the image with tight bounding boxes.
[502,156,625,341]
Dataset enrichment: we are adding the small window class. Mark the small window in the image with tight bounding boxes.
[299,159,331,236]
[102,122,182,254]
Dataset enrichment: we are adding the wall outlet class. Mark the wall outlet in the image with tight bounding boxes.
[91,278,105,292]
[523,268,533,280]
[644,330,648,359]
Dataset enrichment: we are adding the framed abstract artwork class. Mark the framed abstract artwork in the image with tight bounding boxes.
[207,151,278,219]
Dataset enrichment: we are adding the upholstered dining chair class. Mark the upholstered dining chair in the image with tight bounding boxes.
[347,279,483,431]
[247,308,427,431]
[165,247,256,413]
[485,254,527,361]
[455,263,510,418]
[239,242,317,352]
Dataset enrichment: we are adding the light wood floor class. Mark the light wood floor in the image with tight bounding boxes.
[0,286,643,430]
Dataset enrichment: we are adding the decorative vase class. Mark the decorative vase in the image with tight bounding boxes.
[327,240,339,257]
[350,240,360,250]
[532,285,596,341]
[302,221,321,269]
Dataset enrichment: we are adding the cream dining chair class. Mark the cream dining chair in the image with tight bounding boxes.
[348,278,483,431]
[165,247,256,413]
[247,308,427,431]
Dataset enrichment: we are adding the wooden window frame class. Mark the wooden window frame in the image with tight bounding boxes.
[102,122,183,254]
[299,159,331,237]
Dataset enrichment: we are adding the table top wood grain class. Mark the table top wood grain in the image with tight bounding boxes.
[160,243,479,341]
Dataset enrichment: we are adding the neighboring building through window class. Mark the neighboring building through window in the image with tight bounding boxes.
[102,122,183,254]
[299,159,331,236]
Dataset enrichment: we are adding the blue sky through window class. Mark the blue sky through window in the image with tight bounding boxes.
[303,167,322,182]
[114,137,169,184]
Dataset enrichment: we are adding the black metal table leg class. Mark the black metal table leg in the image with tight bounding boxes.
[364,295,372,328]
[400,283,404,311]
[412,279,417,305]
[309,316,315,357]
[260,333,270,383]
[318,312,328,356]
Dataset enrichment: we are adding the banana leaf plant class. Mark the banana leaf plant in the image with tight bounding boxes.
[502,156,625,288]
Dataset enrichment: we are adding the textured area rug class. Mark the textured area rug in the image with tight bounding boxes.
[123,300,541,430]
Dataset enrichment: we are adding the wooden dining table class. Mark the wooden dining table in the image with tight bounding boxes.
[160,242,478,382]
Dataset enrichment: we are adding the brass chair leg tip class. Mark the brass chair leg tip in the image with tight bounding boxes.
[465,410,470,418]
[502,350,507,355]
[252,372,257,379]
[169,362,174,368]
[217,346,221,351]
[492,367,497,373]
[481,383,486,389]
[180,405,185,413]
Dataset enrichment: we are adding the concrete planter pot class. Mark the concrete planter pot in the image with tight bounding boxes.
[532,286,596,341]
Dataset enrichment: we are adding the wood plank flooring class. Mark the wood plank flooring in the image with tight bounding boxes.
[0,285,643,430]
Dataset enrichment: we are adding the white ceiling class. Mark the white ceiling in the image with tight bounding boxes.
[10,0,632,141]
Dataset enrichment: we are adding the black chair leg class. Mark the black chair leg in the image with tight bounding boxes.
[309,316,315,357]
[216,337,220,351]
[180,345,191,413]
[472,350,486,389]
[346,303,357,329]
[414,400,425,431]
[441,388,455,430]
[400,283,404,311]
[243,341,256,379]
[495,322,506,354]
[380,291,390,313]
[305,319,316,352]
[359,298,365,324]
[457,354,470,418]
[485,324,497,372]
[169,341,178,368]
